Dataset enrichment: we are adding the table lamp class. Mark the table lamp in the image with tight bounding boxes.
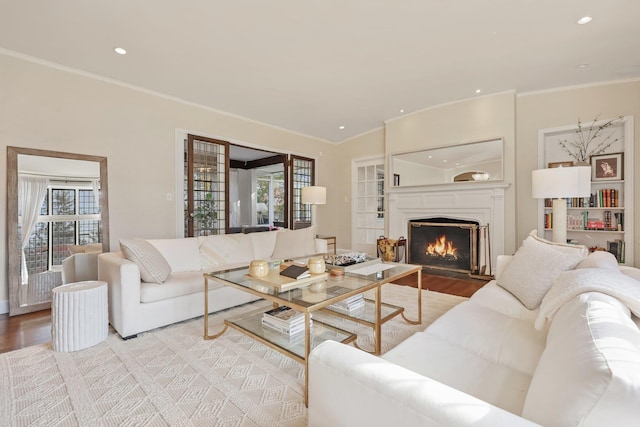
[532,166,591,243]
[301,186,326,226]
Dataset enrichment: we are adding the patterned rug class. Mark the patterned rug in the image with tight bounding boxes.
[0,286,467,426]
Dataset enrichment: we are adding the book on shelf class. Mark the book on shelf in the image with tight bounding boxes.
[280,264,310,280]
[261,318,307,335]
[607,239,625,263]
[262,305,308,335]
[325,287,365,314]
[262,327,305,343]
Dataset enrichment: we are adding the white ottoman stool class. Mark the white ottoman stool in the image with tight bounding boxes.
[51,280,108,352]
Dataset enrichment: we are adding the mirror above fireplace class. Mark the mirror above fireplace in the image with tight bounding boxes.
[390,138,503,187]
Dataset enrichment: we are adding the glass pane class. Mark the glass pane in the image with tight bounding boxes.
[292,156,313,228]
[52,221,75,265]
[191,139,226,236]
[51,189,75,215]
[21,222,49,277]
[79,189,98,214]
[78,220,101,245]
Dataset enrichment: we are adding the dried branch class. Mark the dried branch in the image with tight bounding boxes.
[558,115,623,162]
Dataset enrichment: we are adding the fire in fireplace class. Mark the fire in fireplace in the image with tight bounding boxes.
[408,218,480,274]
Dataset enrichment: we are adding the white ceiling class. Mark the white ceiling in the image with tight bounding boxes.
[1,0,639,143]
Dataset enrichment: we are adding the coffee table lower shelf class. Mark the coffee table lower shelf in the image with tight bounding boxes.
[223,306,357,364]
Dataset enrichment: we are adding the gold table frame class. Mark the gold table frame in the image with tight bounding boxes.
[203,260,423,406]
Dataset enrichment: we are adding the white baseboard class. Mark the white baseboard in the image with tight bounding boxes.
[0,299,9,314]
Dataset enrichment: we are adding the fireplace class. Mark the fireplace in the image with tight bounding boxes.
[408,218,480,274]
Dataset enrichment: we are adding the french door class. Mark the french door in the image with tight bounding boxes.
[352,157,385,255]
[185,135,228,236]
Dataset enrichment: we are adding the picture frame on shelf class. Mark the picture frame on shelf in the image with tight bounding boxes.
[591,152,623,181]
[548,161,573,168]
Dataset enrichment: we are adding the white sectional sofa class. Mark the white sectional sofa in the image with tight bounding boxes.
[309,232,640,427]
[98,228,327,339]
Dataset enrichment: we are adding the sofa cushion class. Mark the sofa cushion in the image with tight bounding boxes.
[497,231,587,309]
[250,230,279,260]
[523,292,640,427]
[120,238,171,283]
[271,227,317,259]
[383,298,547,415]
[198,234,255,270]
[139,270,224,303]
[147,237,201,272]
[469,282,538,323]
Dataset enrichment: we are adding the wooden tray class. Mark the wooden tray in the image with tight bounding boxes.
[245,269,329,292]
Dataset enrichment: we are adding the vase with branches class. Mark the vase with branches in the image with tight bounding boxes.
[558,115,624,163]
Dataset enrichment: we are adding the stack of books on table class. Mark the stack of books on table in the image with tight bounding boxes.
[327,287,365,315]
[261,306,307,336]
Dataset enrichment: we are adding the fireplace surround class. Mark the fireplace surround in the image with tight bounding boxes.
[387,182,509,275]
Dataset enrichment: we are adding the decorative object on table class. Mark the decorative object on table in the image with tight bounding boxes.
[558,115,624,163]
[301,185,326,226]
[261,305,306,335]
[376,236,407,262]
[249,259,269,278]
[280,264,311,280]
[324,251,367,266]
[591,152,623,181]
[307,256,326,274]
[532,166,591,243]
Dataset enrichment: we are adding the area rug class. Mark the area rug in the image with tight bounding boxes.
[0,286,467,426]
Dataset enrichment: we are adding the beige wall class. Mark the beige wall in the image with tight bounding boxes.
[515,80,640,265]
[0,54,336,304]
[384,92,517,255]
[328,128,386,250]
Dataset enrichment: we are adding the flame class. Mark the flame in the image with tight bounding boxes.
[426,235,458,259]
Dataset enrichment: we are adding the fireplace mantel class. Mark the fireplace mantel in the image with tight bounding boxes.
[386,182,510,274]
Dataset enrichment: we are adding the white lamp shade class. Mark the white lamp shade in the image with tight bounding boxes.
[301,186,326,205]
[531,166,591,199]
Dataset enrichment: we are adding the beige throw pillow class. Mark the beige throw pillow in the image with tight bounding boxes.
[120,238,171,283]
[271,227,317,259]
[497,231,587,310]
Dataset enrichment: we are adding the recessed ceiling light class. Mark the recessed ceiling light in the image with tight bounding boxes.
[338,125,345,130]
[114,47,127,55]
[443,159,447,163]
[399,109,405,113]
[577,63,590,69]
[475,89,482,94]
[427,155,433,159]
[577,16,592,25]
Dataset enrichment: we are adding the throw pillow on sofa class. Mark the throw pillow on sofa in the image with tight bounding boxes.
[271,227,317,260]
[120,238,172,283]
[497,230,587,309]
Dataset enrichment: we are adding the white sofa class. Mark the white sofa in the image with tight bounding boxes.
[98,228,327,339]
[309,234,640,427]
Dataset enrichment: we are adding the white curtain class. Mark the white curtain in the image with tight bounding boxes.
[18,176,49,284]
[91,179,100,213]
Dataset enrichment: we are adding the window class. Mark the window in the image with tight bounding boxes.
[256,171,285,225]
[20,184,101,276]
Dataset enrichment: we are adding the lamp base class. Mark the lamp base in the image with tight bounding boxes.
[551,198,567,244]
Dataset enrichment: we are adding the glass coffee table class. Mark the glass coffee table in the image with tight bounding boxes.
[203,258,422,405]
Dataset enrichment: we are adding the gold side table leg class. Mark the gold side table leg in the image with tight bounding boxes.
[401,269,422,325]
[204,276,229,340]
[374,286,382,355]
[304,311,311,407]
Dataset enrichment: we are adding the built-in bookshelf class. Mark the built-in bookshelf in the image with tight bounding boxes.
[537,116,634,264]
